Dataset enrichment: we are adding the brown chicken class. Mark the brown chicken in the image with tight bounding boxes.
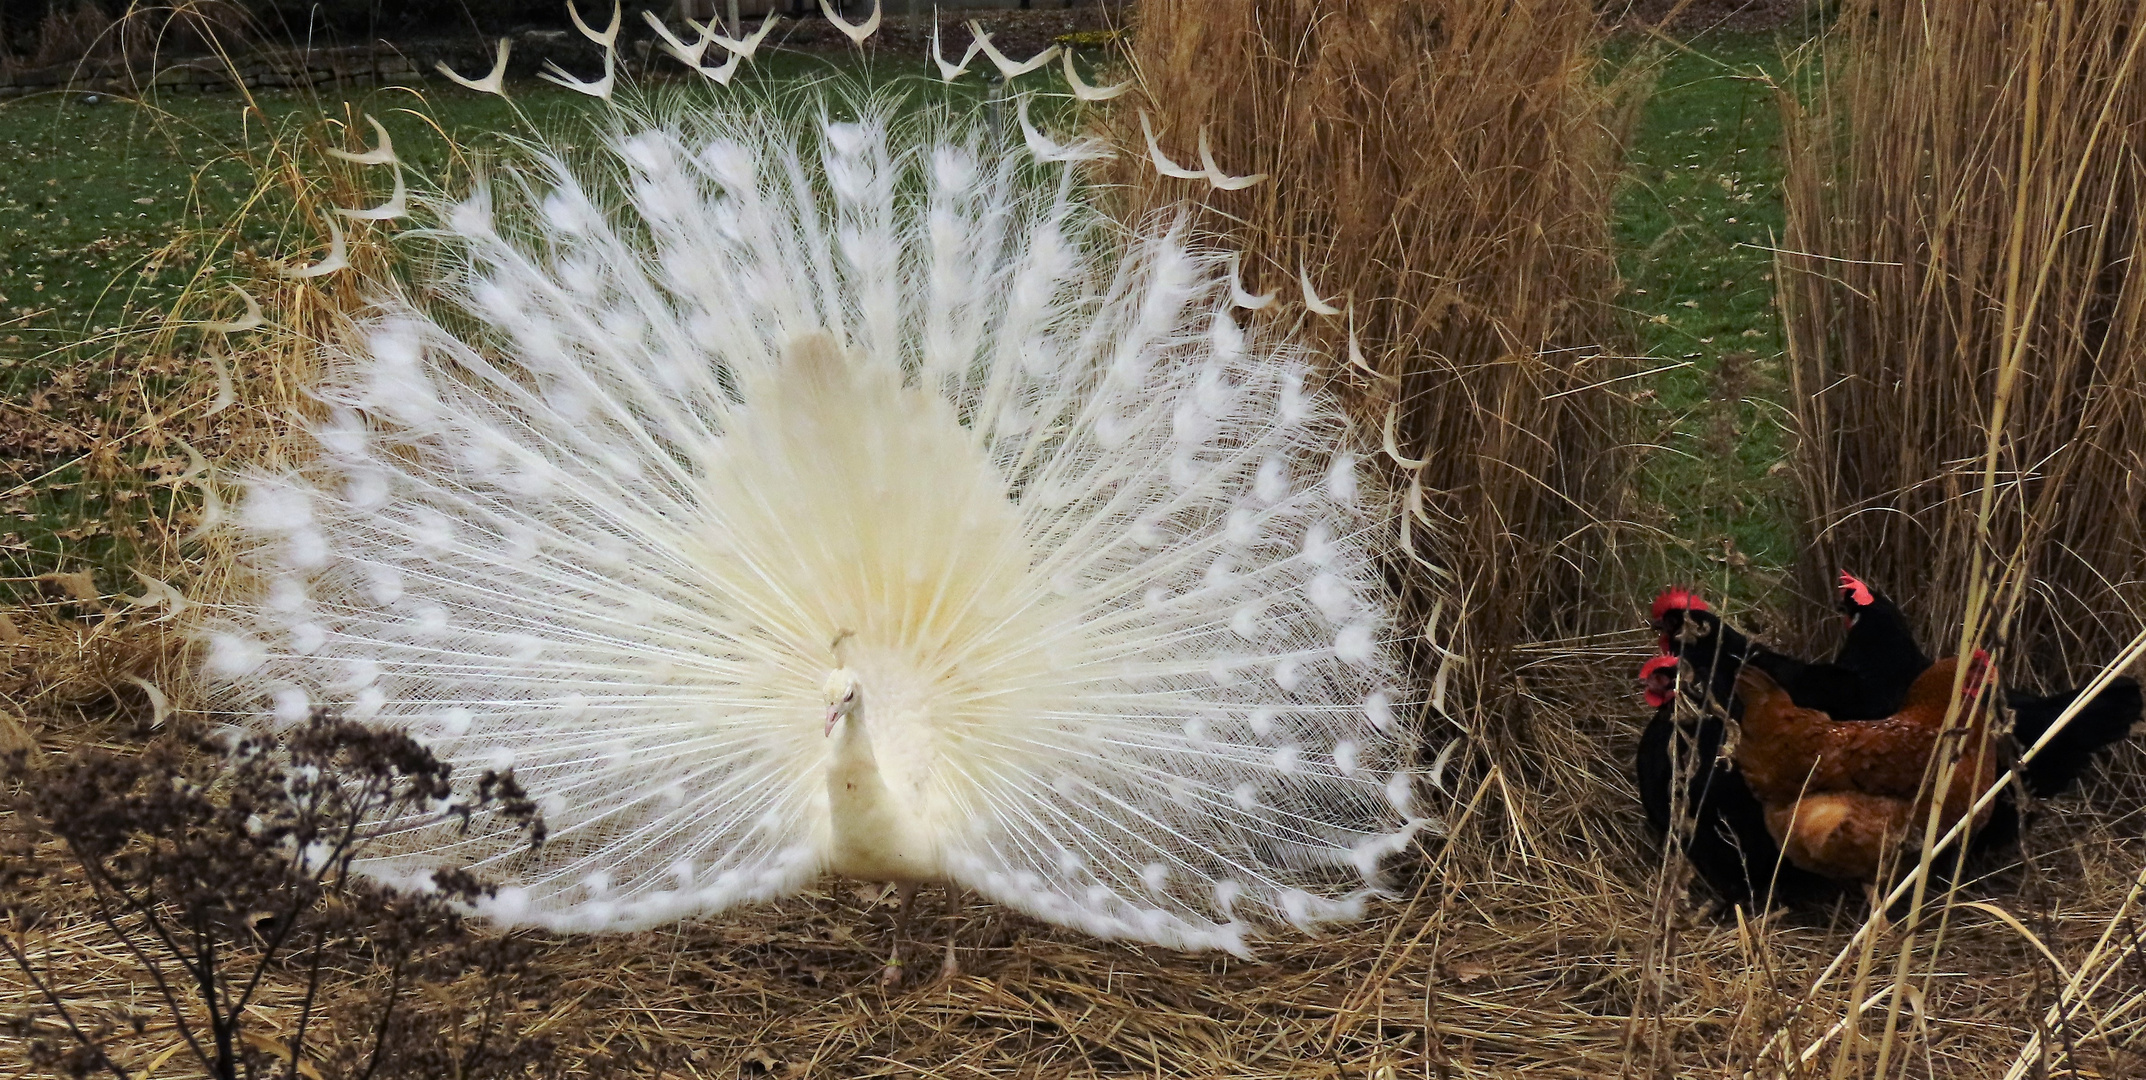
[1733,655,2000,880]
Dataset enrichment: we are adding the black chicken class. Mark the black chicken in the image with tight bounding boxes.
[1636,651,1838,906]
[1832,571,1932,713]
[1636,576,2140,907]
[1652,574,1920,720]
[1824,573,2139,798]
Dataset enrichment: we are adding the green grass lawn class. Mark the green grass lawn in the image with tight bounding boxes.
[0,83,545,595]
[1614,30,1805,606]
[1,35,1805,606]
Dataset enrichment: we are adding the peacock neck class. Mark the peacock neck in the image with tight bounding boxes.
[824,707,937,882]
[827,711,885,786]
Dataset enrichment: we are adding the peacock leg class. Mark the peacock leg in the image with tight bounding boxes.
[881,881,918,986]
[937,885,963,981]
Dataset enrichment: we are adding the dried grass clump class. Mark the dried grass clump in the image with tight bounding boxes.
[28,1,117,66]
[15,1,249,69]
[1107,4,1650,968]
[67,31,434,640]
[1768,6,2146,1070]
[1111,0,1643,740]
[1779,0,2146,681]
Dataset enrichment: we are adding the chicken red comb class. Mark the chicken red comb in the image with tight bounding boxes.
[1638,654,1680,708]
[1839,571,1875,608]
[1650,587,1709,622]
[1966,648,1993,695]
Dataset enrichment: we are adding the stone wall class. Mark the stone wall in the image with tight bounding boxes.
[0,3,1112,99]
[0,45,421,98]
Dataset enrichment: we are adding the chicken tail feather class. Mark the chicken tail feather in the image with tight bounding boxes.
[2011,676,2141,797]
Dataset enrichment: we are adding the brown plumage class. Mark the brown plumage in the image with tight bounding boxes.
[1758,791,1913,881]
[1733,657,2000,881]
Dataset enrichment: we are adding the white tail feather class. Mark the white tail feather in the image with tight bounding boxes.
[566,0,620,47]
[437,38,511,96]
[1300,265,1343,316]
[336,166,408,221]
[326,115,399,166]
[709,11,780,59]
[540,48,616,99]
[820,0,879,45]
[1139,111,1207,180]
[932,18,981,81]
[1198,126,1267,191]
[281,215,348,278]
[1063,49,1132,101]
[209,95,1429,950]
[643,9,715,66]
[1018,96,1111,163]
[969,22,1059,78]
[197,283,264,333]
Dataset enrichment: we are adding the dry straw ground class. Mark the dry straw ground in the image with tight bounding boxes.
[4,0,2146,1077]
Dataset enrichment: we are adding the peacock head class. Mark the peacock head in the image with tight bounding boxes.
[822,669,863,737]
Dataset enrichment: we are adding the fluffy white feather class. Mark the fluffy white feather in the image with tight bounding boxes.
[208,96,1431,953]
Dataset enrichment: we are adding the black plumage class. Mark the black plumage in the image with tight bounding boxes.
[1635,576,2139,908]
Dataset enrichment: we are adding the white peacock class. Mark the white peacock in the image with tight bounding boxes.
[204,12,1433,982]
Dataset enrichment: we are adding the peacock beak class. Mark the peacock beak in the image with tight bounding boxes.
[824,706,843,737]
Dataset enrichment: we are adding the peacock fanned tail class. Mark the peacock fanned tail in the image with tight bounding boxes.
[206,98,1432,953]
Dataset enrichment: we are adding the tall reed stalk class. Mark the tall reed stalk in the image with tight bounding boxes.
[1776,5,2146,1071]
[1780,0,2146,683]
[1113,0,1641,738]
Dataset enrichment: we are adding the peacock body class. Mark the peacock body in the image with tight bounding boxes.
[206,89,1430,954]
